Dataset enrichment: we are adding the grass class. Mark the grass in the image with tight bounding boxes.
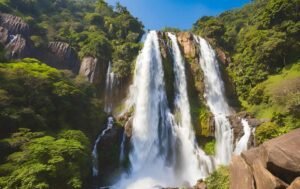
[243,62,300,119]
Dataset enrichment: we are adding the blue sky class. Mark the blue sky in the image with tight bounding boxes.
[106,0,251,30]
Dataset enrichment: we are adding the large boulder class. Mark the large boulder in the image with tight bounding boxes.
[263,129,300,183]
[230,128,300,189]
[252,160,288,189]
[230,156,254,189]
[287,178,300,189]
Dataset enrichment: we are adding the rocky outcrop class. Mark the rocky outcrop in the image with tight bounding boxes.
[176,32,204,96]
[5,34,32,59]
[96,121,123,185]
[230,128,300,189]
[228,111,264,148]
[0,14,33,59]
[0,13,29,37]
[79,56,107,85]
[177,32,197,58]
[36,42,80,72]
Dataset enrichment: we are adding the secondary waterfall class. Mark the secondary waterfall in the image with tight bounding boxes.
[195,36,233,165]
[92,117,114,177]
[104,61,115,113]
[234,119,251,155]
[119,132,126,163]
[114,31,213,189]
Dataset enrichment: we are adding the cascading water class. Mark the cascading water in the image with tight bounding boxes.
[194,36,233,165]
[119,132,126,163]
[114,31,176,188]
[92,116,114,177]
[168,33,214,180]
[234,119,251,155]
[104,61,115,113]
[113,31,213,189]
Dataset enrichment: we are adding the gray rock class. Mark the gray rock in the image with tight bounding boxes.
[0,13,29,37]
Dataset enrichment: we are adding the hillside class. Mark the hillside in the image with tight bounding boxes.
[0,0,299,189]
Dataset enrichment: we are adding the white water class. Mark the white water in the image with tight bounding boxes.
[168,33,214,180]
[114,31,176,189]
[92,117,114,177]
[119,132,126,162]
[104,61,115,113]
[195,36,233,165]
[234,119,251,155]
[114,31,214,189]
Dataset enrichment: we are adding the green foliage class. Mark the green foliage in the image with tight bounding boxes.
[193,0,300,99]
[1,0,144,78]
[161,27,181,33]
[0,60,108,188]
[0,59,105,138]
[255,122,281,144]
[0,129,90,189]
[203,139,216,156]
[205,166,229,189]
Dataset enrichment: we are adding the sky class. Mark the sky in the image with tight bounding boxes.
[106,0,251,30]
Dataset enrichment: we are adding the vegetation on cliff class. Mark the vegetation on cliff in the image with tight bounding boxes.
[0,59,106,188]
[0,0,144,79]
[193,0,300,143]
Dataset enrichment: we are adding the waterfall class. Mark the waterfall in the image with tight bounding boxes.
[114,31,213,189]
[168,33,214,181]
[114,31,176,188]
[104,61,115,113]
[119,132,126,163]
[194,36,233,165]
[92,117,114,177]
[234,119,251,155]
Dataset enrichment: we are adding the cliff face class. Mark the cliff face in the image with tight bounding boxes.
[0,13,33,59]
[79,56,107,85]
[230,128,300,189]
[0,13,29,37]
[0,13,80,73]
[37,41,80,73]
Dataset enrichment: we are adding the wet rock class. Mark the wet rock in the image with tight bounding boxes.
[0,13,29,37]
[79,56,107,85]
[228,111,264,148]
[97,123,123,185]
[124,117,133,137]
[5,34,32,59]
[230,156,254,189]
[193,179,207,189]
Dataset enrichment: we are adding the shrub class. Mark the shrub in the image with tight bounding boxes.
[255,122,281,144]
[205,166,229,189]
